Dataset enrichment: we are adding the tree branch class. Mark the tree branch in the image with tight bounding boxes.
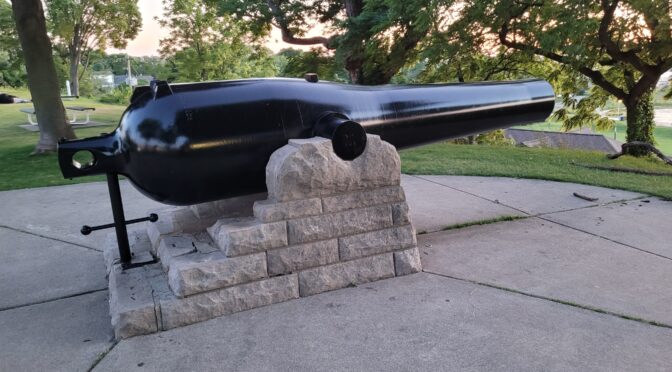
[498,15,628,101]
[598,0,655,74]
[266,0,332,48]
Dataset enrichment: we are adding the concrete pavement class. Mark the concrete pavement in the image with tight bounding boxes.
[0,175,670,371]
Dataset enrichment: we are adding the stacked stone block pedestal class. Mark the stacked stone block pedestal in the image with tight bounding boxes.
[105,135,422,339]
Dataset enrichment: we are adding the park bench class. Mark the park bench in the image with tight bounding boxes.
[19,106,95,125]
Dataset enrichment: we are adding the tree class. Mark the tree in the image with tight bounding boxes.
[277,47,347,81]
[11,0,75,153]
[210,0,436,85]
[0,1,25,87]
[46,0,141,96]
[440,0,672,155]
[158,0,277,82]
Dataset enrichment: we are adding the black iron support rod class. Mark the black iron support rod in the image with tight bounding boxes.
[107,173,132,265]
[80,213,158,235]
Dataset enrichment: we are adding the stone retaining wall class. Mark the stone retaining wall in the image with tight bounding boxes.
[105,135,422,339]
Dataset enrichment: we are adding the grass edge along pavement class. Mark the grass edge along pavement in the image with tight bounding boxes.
[400,143,672,200]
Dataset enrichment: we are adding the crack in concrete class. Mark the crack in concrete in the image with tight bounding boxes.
[412,175,645,217]
[411,175,669,261]
[0,224,102,253]
[0,288,108,313]
[536,215,672,261]
[423,270,672,330]
[87,340,119,372]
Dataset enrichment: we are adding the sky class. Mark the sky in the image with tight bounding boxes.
[106,0,318,56]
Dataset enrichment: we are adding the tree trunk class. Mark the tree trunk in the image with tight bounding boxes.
[624,90,655,157]
[343,0,365,85]
[69,50,80,96]
[346,62,363,84]
[11,0,75,153]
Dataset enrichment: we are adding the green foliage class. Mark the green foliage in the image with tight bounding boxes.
[46,0,142,50]
[0,1,25,87]
[475,130,513,146]
[98,84,132,104]
[45,0,142,94]
[210,0,436,84]
[277,48,347,82]
[90,53,171,80]
[159,0,277,82]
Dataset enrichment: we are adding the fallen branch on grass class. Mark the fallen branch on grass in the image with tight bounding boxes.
[607,142,672,166]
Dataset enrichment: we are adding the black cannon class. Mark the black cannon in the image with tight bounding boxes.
[57,77,554,266]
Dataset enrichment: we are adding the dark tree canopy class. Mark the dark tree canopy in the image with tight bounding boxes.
[0,1,25,87]
[210,0,437,84]
[436,0,672,155]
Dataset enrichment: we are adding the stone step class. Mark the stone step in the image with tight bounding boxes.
[167,251,268,298]
[338,225,417,261]
[152,232,269,298]
[155,232,217,271]
[298,253,396,297]
[108,263,298,339]
[287,204,393,244]
[207,217,288,257]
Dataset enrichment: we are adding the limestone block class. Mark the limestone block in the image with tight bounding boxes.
[146,214,174,249]
[253,198,323,223]
[391,202,411,226]
[190,192,265,221]
[266,135,401,202]
[394,247,422,276]
[288,204,392,244]
[339,225,417,261]
[298,254,395,296]
[321,186,405,213]
[147,207,206,248]
[159,274,299,330]
[208,218,288,256]
[267,239,339,276]
[168,252,267,297]
[156,233,217,271]
[108,265,158,339]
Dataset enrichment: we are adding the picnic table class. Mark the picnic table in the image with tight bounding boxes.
[19,106,96,125]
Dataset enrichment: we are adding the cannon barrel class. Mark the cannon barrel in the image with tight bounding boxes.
[58,78,554,205]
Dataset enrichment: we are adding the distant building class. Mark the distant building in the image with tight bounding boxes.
[93,72,155,89]
[113,75,137,87]
[92,72,115,89]
[505,128,622,154]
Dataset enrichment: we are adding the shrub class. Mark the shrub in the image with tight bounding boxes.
[98,84,133,105]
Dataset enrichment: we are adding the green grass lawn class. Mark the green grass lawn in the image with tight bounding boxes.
[0,87,125,190]
[518,120,672,155]
[400,143,672,200]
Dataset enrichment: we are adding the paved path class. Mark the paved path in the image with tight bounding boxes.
[0,176,670,371]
